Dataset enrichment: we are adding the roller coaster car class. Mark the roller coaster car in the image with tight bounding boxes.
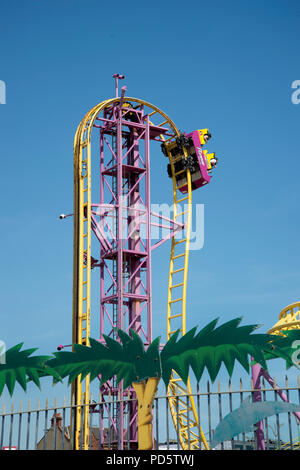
[162,129,218,193]
[121,102,140,123]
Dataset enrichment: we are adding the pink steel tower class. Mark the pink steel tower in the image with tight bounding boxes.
[84,77,182,448]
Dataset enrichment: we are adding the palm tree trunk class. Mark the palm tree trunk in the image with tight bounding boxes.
[132,377,160,450]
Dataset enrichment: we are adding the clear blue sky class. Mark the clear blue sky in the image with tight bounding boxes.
[0,0,300,405]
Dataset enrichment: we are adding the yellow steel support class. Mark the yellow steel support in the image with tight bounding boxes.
[165,136,210,450]
[278,435,300,450]
[72,97,208,450]
[267,302,300,335]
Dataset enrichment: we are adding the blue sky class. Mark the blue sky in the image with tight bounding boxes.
[0,0,300,406]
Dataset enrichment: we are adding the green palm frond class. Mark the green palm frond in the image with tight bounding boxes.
[5,318,297,398]
[160,317,278,386]
[45,318,289,390]
[0,343,55,396]
[45,330,161,389]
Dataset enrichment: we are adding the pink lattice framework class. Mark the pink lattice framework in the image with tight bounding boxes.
[88,96,183,448]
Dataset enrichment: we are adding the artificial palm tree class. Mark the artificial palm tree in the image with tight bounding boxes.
[1,318,299,450]
[41,317,300,450]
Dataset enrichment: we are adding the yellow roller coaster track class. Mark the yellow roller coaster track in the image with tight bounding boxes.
[72,96,209,450]
[267,302,300,336]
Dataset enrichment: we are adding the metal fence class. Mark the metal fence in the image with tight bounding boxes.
[1,376,300,451]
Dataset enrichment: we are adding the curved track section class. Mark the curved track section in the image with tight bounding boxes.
[267,302,300,335]
[72,97,209,450]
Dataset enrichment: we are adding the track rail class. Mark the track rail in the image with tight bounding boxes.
[267,302,300,335]
[72,97,209,450]
[165,142,209,450]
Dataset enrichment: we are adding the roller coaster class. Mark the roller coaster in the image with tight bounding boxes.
[251,301,300,450]
[70,75,218,450]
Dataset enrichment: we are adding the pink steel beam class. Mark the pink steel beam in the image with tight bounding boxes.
[113,73,125,98]
[251,363,300,450]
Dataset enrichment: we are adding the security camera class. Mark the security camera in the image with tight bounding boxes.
[59,213,73,219]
